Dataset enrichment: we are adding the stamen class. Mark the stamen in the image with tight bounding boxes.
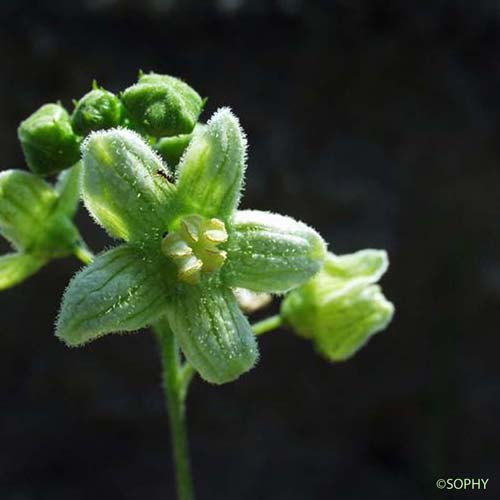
[162,215,228,284]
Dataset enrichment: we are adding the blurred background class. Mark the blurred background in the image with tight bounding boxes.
[1,0,500,498]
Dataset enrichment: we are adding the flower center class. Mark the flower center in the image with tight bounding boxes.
[161,215,228,285]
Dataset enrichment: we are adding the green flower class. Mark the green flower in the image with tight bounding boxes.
[56,108,326,384]
[281,249,394,361]
[0,165,84,290]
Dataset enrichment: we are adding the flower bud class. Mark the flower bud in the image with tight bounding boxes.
[281,250,394,361]
[71,87,123,136]
[18,103,81,175]
[121,72,204,137]
[155,124,205,167]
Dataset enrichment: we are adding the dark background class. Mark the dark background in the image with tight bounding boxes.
[1,1,499,499]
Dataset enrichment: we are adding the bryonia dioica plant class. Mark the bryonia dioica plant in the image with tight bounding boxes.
[1,72,395,499]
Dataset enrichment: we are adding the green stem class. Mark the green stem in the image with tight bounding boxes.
[73,244,95,265]
[252,314,283,335]
[154,318,196,500]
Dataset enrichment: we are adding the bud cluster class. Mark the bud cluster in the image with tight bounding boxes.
[17,73,205,176]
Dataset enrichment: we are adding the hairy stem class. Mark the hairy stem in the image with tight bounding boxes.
[252,314,283,335]
[154,318,196,500]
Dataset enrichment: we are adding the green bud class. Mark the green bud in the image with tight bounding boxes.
[18,103,81,175]
[155,133,192,167]
[121,72,204,137]
[154,124,205,167]
[71,87,123,136]
[281,250,394,361]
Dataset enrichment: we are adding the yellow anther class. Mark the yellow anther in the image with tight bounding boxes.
[162,215,229,284]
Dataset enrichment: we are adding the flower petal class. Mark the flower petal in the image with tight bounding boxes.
[0,170,57,250]
[280,249,394,360]
[175,108,246,221]
[81,128,175,242]
[222,210,326,293]
[166,282,258,384]
[319,249,389,301]
[314,284,395,361]
[56,245,166,346]
[0,252,46,291]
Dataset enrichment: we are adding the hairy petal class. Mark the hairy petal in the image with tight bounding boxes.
[314,284,394,361]
[281,250,394,361]
[175,108,246,221]
[0,170,57,250]
[166,282,258,384]
[0,252,46,291]
[56,245,166,346]
[223,210,326,293]
[318,249,389,300]
[81,128,175,243]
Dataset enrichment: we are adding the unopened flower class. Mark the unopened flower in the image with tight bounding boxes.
[122,72,204,137]
[281,249,394,361]
[72,84,124,136]
[18,103,81,175]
